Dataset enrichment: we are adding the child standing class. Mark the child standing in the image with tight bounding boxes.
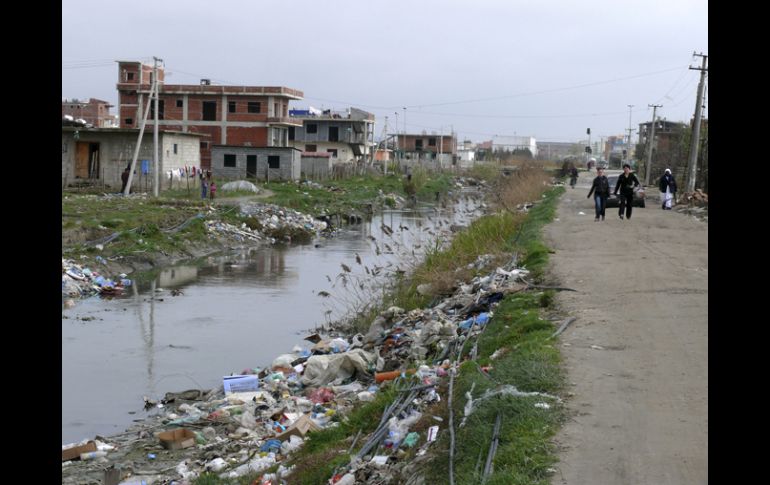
[201,179,208,200]
[209,180,217,200]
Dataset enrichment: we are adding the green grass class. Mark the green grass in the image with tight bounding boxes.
[285,182,566,485]
[422,185,566,484]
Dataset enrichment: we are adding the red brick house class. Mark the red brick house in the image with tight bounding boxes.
[116,61,303,169]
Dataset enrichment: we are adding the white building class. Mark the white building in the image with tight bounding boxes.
[492,136,537,158]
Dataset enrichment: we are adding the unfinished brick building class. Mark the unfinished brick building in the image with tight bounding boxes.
[116,61,303,169]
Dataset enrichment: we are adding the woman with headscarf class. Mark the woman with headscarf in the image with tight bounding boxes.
[658,168,677,210]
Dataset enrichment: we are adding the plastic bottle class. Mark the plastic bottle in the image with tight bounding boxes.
[80,451,108,460]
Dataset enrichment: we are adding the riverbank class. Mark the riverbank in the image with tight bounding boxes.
[62,163,570,485]
[62,171,461,303]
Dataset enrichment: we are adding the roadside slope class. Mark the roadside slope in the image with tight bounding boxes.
[544,172,708,484]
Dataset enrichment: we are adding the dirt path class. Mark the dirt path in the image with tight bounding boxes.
[545,170,708,485]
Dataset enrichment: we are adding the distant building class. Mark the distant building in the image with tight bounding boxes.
[535,141,573,160]
[395,132,457,168]
[61,98,116,128]
[288,107,375,163]
[492,135,537,158]
[116,60,303,170]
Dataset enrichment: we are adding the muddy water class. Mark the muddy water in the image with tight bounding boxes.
[62,192,483,444]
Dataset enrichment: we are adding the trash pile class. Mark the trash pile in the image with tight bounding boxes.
[62,258,132,300]
[61,252,535,485]
[206,202,328,244]
[680,189,708,206]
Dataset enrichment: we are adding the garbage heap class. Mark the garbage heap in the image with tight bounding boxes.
[62,258,132,300]
[206,202,328,244]
[62,256,531,485]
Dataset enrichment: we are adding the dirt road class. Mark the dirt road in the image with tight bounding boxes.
[545,170,708,485]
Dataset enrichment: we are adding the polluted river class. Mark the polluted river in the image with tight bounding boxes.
[62,191,484,445]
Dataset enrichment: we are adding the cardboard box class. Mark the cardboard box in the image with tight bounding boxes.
[223,375,260,394]
[274,414,321,441]
[62,441,97,461]
[157,428,196,450]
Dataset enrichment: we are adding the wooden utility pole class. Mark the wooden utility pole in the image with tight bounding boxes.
[644,104,662,185]
[685,52,708,193]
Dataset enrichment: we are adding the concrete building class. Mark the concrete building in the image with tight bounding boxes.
[395,133,457,167]
[288,107,375,164]
[62,126,203,191]
[535,141,574,161]
[116,60,303,170]
[492,135,538,158]
[61,98,117,128]
[210,145,301,181]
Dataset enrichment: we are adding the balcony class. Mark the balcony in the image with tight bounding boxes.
[267,116,303,127]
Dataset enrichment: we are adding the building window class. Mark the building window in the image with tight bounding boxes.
[288,126,295,141]
[428,137,436,147]
[202,101,217,121]
[127,72,134,81]
[415,139,423,150]
[248,102,260,113]
[200,141,209,149]
[224,154,236,167]
[306,144,317,152]
[173,144,178,154]
[268,155,280,169]
[306,124,318,134]
[329,126,339,142]
[176,99,183,108]
[124,118,133,125]
[150,100,164,120]
[327,149,338,157]
[228,101,236,113]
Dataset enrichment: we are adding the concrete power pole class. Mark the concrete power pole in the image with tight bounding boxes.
[644,104,662,185]
[685,52,708,193]
[626,105,634,164]
[124,81,156,195]
[152,57,162,197]
[382,116,388,175]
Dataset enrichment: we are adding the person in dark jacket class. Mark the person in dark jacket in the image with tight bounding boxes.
[121,165,131,194]
[613,163,641,220]
[569,166,579,188]
[658,168,677,210]
[587,166,610,221]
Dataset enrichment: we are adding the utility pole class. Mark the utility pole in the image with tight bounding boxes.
[626,104,634,164]
[382,116,388,175]
[402,107,407,135]
[124,80,156,195]
[152,56,163,197]
[685,52,708,193]
[394,112,399,166]
[644,104,662,185]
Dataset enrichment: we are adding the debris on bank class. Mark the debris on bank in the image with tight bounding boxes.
[62,249,551,485]
[62,258,132,300]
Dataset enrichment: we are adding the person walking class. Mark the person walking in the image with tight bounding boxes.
[613,163,641,220]
[659,168,677,210]
[587,166,610,221]
[569,165,579,189]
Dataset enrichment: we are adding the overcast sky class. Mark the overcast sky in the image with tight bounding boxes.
[62,0,707,144]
